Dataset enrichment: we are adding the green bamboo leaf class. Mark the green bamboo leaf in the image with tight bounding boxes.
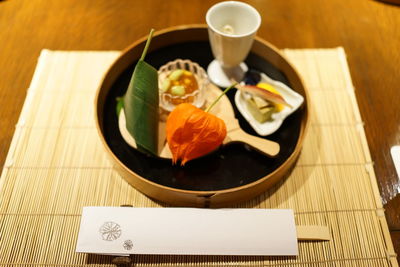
[123,29,159,155]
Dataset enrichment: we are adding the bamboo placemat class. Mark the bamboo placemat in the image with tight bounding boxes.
[0,48,397,266]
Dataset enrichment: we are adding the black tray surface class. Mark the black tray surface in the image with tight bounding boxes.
[103,41,302,191]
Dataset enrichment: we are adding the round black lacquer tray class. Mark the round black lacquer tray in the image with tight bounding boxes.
[95,25,309,207]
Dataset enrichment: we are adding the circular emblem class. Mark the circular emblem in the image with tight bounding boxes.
[123,239,134,250]
[99,221,122,241]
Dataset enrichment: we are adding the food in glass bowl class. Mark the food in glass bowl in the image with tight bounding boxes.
[158,59,208,112]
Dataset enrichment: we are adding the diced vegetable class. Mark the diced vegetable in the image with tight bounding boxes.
[160,78,171,93]
[171,85,186,96]
[245,96,275,123]
[169,69,184,81]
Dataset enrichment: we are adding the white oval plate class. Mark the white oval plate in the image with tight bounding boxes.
[235,72,304,136]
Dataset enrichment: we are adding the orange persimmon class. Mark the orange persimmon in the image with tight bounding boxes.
[166,103,227,165]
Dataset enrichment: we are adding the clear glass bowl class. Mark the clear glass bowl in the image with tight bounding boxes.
[158,59,208,112]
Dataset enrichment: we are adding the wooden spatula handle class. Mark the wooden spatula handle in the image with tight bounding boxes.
[228,128,280,157]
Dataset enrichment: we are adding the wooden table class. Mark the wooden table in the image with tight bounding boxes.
[1,0,399,262]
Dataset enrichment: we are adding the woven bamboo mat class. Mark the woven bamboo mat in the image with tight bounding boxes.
[0,48,397,266]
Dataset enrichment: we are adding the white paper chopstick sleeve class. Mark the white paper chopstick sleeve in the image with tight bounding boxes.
[76,207,298,256]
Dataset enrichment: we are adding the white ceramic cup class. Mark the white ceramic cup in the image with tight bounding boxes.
[207,1,261,68]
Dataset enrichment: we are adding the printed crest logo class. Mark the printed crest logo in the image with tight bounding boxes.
[123,240,134,250]
[99,221,122,241]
